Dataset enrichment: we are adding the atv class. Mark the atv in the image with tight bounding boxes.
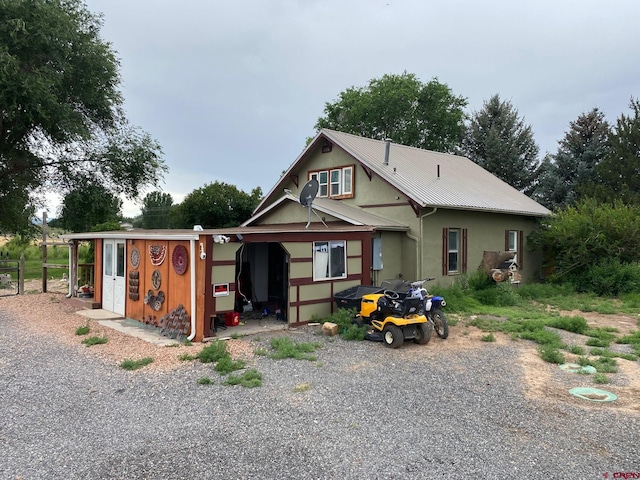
[355,290,433,348]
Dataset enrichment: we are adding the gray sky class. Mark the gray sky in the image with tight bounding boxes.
[75,0,639,217]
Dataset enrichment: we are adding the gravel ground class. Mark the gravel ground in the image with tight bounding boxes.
[1,293,639,479]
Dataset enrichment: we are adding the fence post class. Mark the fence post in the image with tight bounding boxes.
[19,253,25,295]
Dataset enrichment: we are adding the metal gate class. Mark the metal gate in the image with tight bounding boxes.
[0,254,21,297]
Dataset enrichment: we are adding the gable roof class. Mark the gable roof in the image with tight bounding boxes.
[242,192,409,231]
[257,129,551,217]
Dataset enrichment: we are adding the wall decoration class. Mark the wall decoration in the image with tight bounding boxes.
[128,271,140,301]
[130,247,140,269]
[143,289,165,311]
[149,245,167,266]
[151,269,161,290]
[172,244,188,275]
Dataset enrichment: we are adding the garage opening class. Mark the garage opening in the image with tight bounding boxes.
[235,242,289,322]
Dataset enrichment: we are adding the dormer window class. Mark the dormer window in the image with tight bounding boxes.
[309,165,354,199]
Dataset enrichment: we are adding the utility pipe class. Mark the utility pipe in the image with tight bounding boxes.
[418,207,438,279]
[187,238,197,341]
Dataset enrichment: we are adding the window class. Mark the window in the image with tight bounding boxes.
[313,240,346,280]
[309,165,354,198]
[506,229,524,269]
[442,228,467,275]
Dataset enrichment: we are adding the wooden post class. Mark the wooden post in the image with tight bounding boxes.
[19,253,25,295]
[42,212,47,293]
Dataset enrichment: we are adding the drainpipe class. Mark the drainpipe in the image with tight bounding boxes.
[187,238,197,341]
[406,232,420,280]
[418,207,438,279]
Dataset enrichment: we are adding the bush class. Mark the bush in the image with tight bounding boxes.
[546,316,588,334]
[574,259,640,296]
[197,340,228,363]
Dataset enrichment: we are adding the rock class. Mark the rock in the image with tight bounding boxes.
[322,322,338,336]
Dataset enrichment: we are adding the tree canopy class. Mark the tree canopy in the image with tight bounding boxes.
[462,94,540,194]
[141,191,173,229]
[315,72,468,153]
[0,0,165,236]
[59,181,122,233]
[534,108,611,210]
[171,182,262,229]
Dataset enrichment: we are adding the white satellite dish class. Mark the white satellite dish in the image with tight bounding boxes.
[298,179,327,229]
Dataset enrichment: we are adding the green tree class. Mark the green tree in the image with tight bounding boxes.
[534,108,611,209]
[594,98,640,204]
[315,72,468,153]
[0,0,166,236]
[463,94,540,194]
[59,182,122,232]
[141,191,173,229]
[172,182,262,229]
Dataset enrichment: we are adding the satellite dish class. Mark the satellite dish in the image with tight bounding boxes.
[299,178,319,207]
[298,178,327,229]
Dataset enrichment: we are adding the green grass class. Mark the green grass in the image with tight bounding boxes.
[81,335,108,347]
[197,377,214,385]
[75,324,90,336]
[178,353,197,361]
[254,347,268,356]
[214,355,246,375]
[197,340,228,363]
[223,369,262,388]
[567,345,585,355]
[480,333,495,342]
[120,357,154,371]
[269,337,323,361]
[538,344,565,364]
[593,373,610,384]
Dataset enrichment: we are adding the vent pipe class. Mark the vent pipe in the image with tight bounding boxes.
[384,138,391,165]
[437,164,440,178]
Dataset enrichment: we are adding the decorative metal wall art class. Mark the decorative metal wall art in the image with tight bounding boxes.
[172,244,188,275]
[151,269,161,290]
[149,245,167,266]
[143,289,165,311]
[130,246,140,269]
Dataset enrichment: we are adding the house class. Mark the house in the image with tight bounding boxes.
[61,128,551,342]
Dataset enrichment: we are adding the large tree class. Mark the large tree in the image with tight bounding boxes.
[141,191,173,229]
[462,94,540,194]
[171,182,262,229]
[315,72,468,153]
[594,98,640,204]
[534,108,611,209]
[0,0,165,236]
[59,181,122,233]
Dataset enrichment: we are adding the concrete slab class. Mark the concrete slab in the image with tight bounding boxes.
[96,319,179,347]
[76,309,124,321]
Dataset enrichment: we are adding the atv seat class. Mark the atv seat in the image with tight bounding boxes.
[398,297,422,317]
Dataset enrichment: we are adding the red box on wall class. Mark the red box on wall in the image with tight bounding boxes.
[224,312,240,326]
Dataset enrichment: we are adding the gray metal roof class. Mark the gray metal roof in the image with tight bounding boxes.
[242,193,409,230]
[258,129,551,218]
[321,129,551,217]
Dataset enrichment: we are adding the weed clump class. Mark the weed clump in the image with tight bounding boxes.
[120,357,154,371]
[81,335,108,347]
[197,340,228,363]
[223,369,262,388]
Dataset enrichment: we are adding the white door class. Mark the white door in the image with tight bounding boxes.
[103,240,126,315]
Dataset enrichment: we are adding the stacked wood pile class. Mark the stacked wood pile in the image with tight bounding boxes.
[479,251,521,284]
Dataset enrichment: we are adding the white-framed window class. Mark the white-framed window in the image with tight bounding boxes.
[448,229,460,273]
[313,240,346,280]
[309,165,354,198]
[506,229,523,268]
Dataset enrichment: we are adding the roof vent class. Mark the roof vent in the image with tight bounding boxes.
[384,138,391,166]
[193,225,203,231]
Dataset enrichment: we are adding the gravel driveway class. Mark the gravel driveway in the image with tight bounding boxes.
[1,297,638,479]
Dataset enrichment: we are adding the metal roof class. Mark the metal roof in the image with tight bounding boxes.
[243,192,409,231]
[258,129,551,217]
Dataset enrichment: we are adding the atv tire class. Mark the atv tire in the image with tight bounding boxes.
[414,322,432,345]
[432,309,449,339]
[382,325,403,349]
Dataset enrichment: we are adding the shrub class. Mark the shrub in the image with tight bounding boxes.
[593,373,609,384]
[75,325,90,336]
[197,377,213,385]
[269,337,323,361]
[546,316,588,334]
[481,333,496,342]
[539,344,565,364]
[576,259,640,296]
[197,340,228,363]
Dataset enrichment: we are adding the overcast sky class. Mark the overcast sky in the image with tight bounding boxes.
[71,0,639,217]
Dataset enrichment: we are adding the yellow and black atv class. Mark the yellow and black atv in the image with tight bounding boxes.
[355,290,433,348]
